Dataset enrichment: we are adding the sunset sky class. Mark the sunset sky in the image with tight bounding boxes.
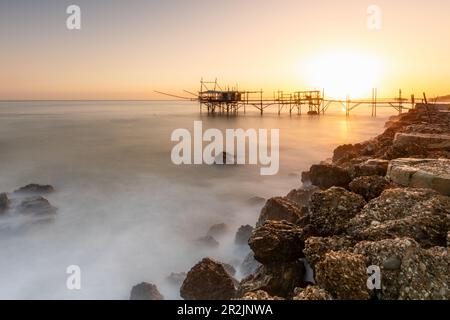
[1,0,449,100]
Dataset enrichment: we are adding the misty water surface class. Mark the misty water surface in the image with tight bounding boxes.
[0,101,394,299]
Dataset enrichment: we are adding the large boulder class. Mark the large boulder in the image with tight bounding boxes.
[332,144,365,165]
[393,133,450,151]
[315,251,370,300]
[180,258,237,300]
[0,193,9,212]
[286,186,319,207]
[130,282,164,300]
[352,159,389,178]
[349,175,391,201]
[303,165,351,189]
[257,197,304,226]
[234,225,254,246]
[387,158,450,196]
[239,260,306,298]
[249,220,307,264]
[349,188,450,248]
[308,187,366,236]
[14,184,55,195]
[303,236,355,269]
[16,196,57,216]
[354,238,449,300]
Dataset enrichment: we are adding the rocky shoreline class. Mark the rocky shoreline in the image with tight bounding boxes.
[141,106,449,301]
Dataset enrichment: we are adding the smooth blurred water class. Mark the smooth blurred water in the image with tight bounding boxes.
[0,101,394,299]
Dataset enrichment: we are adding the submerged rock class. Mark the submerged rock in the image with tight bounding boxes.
[14,184,55,195]
[207,223,229,238]
[195,235,220,248]
[180,258,237,300]
[130,282,164,300]
[315,251,370,300]
[387,158,450,196]
[349,188,450,248]
[304,164,351,189]
[349,175,391,201]
[308,187,366,236]
[166,272,187,287]
[0,193,10,212]
[257,197,304,226]
[354,238,449,300]
[249,220,307,264]
[235,225,254,246]
[214,152,236,165]
[16,196,57,216]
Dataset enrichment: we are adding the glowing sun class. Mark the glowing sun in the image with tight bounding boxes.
[302,52,383,99]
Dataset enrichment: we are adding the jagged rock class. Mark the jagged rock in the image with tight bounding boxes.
[286,186,319,207]
[332,144,365,165]
[130,282,164,300]
[303,236,355,269]
[249,220,307,264]
[14,184,55,194]
[240,290,284,300]
[352,159,389,178]
[387,158,450,196]
[239,252,262,278]
[16,196,57,215]
[315,251,370,300]
[166,272,187,287]
[349,175,391,201]
[349,188,450,248]
[239,260,306,298]
[207,223,229,238]
[180,258,237,300]
[308,187,366,236]
[222,263,237,277]
[293,286,333,300]
[195,235,219,248]
[257,197,304,226]
[0,193,10,212]
[354,238,450,300]
[235,225,254,246]
[304,164,351,189]
[385,142,428,159]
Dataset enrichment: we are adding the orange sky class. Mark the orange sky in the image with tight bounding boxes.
[1,0,449,100]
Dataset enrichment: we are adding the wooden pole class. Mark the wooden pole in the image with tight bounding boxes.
[260,89,263,115]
